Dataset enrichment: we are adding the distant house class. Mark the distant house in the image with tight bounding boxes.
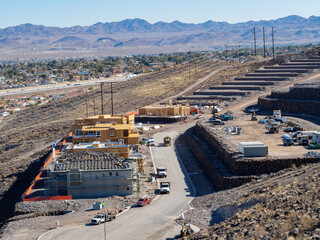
[0,111,9,117]
[73,75,80,81]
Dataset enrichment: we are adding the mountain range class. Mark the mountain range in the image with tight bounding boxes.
[1,15,320,58]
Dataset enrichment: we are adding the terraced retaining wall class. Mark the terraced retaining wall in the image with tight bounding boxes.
[195,122,320,176]
[258,97,320,117]
[184,128,256,190]
[258,82,320,117]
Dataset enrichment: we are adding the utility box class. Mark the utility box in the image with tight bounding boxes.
[239,142,268,157]
[93,202,104,210]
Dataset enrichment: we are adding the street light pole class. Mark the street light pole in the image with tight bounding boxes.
[104,214,107,240]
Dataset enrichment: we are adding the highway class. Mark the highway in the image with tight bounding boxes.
[0,76,130,97]
[39,122,196,240]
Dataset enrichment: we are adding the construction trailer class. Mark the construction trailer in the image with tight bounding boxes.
[47,152,139,198]
[239,142,268,157]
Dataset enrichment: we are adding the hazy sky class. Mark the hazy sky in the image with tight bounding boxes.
[1,0,320,28]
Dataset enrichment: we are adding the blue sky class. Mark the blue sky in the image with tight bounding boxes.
[1,0,320,28]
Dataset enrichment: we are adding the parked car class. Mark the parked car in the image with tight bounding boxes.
[283,127,295,133]
[136,197,152,207]
[283,137,294,146]
[210,119,225,125]
[146,137,155,146]
[299,138,309,146]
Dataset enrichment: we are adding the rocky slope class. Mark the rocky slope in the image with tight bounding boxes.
[184,163,320,240]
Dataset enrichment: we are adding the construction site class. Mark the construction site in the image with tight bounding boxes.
[2,46,320,239]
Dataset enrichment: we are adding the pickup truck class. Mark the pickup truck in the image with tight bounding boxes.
[157,167,167,178]
[91,213,116,225]
[136,197,152,207]
[160,182,171,194]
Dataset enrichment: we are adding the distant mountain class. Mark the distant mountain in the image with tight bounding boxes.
[1,15,320,58]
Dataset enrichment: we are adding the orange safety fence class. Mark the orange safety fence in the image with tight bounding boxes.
[126,110,139,116]
[24,195,72,202]
[23,132,73,202]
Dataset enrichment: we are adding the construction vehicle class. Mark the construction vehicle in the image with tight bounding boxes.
[163,136,171,146]
[220,111,233,121]
[180,224,194,237]
[159,182,170,194]
[156,167,167,178]
[266,122,279,133]
[190,106,199,115]
[251,111,257,121]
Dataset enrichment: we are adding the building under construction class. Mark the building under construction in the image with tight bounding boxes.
[71,114,139,149]
[47,151,139,198]
[138,100,190,116]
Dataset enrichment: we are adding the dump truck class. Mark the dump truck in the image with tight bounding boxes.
[157,167,167,178]
[160,182,170,194]
[163,136,171,146]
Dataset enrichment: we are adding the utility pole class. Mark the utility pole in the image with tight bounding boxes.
[263,27,266,58]
[225,45,228,62]
[93,91,96,116]
[231,46,234,63]
[272,26,275,59]
[104,214,107,240]
[100,83,104,115]
[85,91,88,117]
[110,82,114,115]
[188,61,191,82]
[238,44,241,63]
[254,27,257,57]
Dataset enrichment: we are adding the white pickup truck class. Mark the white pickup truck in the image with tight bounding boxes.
[91,213,116,225]
[160,182,171,194]
[157,167,167,178]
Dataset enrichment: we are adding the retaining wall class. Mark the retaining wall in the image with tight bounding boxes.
[184,129,255,190]
[195,122,320,175]
[258,96,320,117]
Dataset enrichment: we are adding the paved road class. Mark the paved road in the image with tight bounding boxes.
[0,77,129,97]
[40,123,196,240]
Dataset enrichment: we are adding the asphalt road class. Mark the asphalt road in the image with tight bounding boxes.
[0,77,129,97]
[39,123,196,240]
